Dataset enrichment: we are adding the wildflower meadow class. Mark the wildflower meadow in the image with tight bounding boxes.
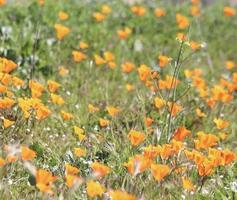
[0,0,237,199]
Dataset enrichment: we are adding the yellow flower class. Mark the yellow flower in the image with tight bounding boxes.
[109,190,136,200]
[87,180,105,198]
[182,177,195,191]
[74,126,86,141]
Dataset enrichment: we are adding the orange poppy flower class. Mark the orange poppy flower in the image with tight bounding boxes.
[158,55,170,68]
[124,154,151,176]
[58,11,69,21]
[0,157,6,168]
[189,41,202,50]
[36,105,51,121]
[12,76,24,87]
[104,51,115,62]
[173,126,191,141]
[99,118,110,127]
[168,102,182,117]
[0,72,11,86]
[47,80,61,93]
[137,64,151,82]
[59,67,69,76]
[154,97,165,109]
[21,146,36,161]
[125,83,135,92]
[176,13,190,29]
[213,118,229,129]
[61,110,74,120]
[154,8,166,17]
[72,51,87,62]
[38,0,44,6]
[143,145,161,160]
[54,24,70,40]
[194,132,218,150]
[224,7,235,17]
[35,169,57,194]
[122,62,135,73]
[93,12,106,22]
[107,106,121,117]
[79,41,89,49]
[50,93,65,105]
[117,27,132,40]
[197,159,214,176]
[65,163,80,175]
[91,161,111,178]
[196,108,206,118]
[131,5,146,16]
[176,32,186,41]
[225,60,235,70]
[151,164,171,182]
[74,147,86,157]
[0,57,17,73]
[0,97,15,109]
[190,6,200,16]
[94,54,106,65]
[221,150,236,165]
[128,130,146,146]
[144,117,153,127]
[101,4,112,15]
[3,118,15,128]
[65,174,82,188]
[0,0,6,6]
